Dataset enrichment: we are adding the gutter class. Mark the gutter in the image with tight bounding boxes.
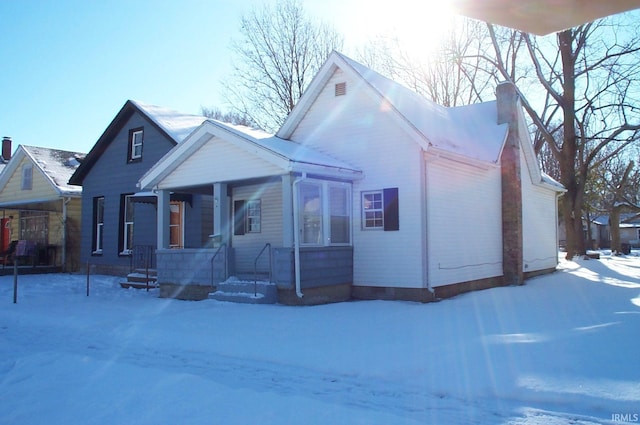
[292,172,307,298]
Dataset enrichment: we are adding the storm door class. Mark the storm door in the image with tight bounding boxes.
[169,201,184,249]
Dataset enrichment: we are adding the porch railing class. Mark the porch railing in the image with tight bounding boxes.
[210,243,227,288]
[254,243,272,297]
[130,245,156,273]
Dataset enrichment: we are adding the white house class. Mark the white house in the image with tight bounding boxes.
[138,51,564,304]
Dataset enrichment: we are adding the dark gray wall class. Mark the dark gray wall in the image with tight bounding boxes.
[79,112,177,273]
[273,246,353,289]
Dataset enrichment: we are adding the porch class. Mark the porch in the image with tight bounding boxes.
[154,245,353,304]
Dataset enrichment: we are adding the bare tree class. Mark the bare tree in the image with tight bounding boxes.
[357,18,497,106]
[221,0,343,132]
[484,14,640,258]
[200,106,256,127]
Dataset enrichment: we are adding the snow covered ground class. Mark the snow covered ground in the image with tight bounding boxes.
[1,252,639,425]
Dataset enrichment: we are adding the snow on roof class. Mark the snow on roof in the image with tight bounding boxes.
[207,119,360,172]
[22,145,85,195]
[592,215,609,225]
[337,52,508,163]
[541,172,565,190]
[131,100,208,143]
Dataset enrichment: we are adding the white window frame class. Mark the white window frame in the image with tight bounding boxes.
[298,179,351,247]
[122,194,134,255]
[329,185,350,244]
[362,190,384,229]
[94,197,104,253]
[246,199,261,233]
[21,164,33,190]
[130,129,143,161]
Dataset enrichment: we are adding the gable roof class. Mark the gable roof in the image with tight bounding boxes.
[140,119,362,189]
[68,100,207,185]
[0,145,85,199]
[278,51,564,193]
[277,51,509,165]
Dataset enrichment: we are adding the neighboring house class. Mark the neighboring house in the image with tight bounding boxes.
[138,51,565,304]
[0,137,12,174]
[587,215,611,249]
[585,213,640,249]
[0,137,12,253]
[620,213,640,247]
[0,142,84,271]
[68,100,208,276]
[562,213,640,250]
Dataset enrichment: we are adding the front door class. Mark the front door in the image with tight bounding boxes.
[169,201,184,249]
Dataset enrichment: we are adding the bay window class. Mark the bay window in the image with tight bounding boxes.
[298,179,351,246]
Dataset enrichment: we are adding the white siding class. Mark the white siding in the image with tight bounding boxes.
[426,157,503,287]
[291,67,426,288]
[159,137,284,189]
[232,182,283,273]
[521,150,559,272]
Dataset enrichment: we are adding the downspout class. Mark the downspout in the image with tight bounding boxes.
[62,197,71,272]
[292,172,307,298]
[422,152,434,294]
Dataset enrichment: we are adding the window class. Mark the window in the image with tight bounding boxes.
[21,164,32,190]
[362,191,383,229]
[128,127,144,162]
[362,188,399,231]
[93,197,104,254]
[19,210,48,245]
[246,200,261,233]
[297,180,351,246]
[300,183,322,244]
[330,186,349,243]
[119,194,134,254]
[233,199,261,235]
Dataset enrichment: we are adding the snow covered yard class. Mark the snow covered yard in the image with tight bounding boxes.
[1,253,639,425]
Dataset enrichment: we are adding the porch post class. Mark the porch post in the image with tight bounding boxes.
[281,174,294,248]
[213,183,229,245]
[157,189,170,249]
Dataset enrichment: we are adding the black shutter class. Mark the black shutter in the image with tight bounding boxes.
[118,194,125,252]
[383,188,399,231]
[91,197,99,252]
[233,200,246,236]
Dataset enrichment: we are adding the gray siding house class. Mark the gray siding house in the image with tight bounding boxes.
[68,100,208,276]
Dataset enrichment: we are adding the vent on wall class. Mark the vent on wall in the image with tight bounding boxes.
[335,82,346,96]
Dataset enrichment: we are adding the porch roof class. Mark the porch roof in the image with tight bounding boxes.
[139,120,362,190]
[216,120,360,171]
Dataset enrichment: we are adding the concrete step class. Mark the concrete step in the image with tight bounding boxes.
[120,281,159,289]
[209,277,278,304]
[120,270,158,289]
[125,272,158,283]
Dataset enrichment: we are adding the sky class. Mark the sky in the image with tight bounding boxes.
[0,0,455,155]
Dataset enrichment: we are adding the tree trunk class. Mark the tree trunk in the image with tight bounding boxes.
[610,207,621,253]
[557,30,587,259]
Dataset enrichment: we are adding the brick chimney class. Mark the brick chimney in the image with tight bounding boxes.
[2,137,11,161]
[496,82,524,286]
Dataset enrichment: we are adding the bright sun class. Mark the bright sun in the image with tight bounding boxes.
[342,0,456,60]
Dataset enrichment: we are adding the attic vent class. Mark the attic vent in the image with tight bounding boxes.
[335,82,346,96]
